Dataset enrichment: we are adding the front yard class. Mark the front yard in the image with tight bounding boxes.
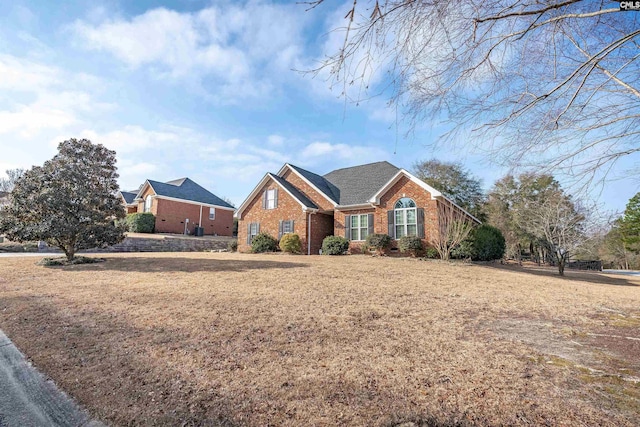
[0,253,638,425]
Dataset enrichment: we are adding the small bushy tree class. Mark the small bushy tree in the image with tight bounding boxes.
[279,233,302,254]
[322,236,349,255]
[125,213,155,233]
[398,236,423,257]
[365,233,391,255]
[472,225,506,261]
[0,139,125,261]
[251,232,278,253]
[227,239,238,252]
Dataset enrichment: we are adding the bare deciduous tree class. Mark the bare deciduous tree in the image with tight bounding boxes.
[0,169,24,193]
[430,201,475,260]
[521,194,592,275]
[308,1,640,184]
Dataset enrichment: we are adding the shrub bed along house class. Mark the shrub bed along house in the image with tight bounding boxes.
[125,213,155,233]
[322,236,349,255]
[279,233,302,254]
[251,233,278,253]
[365,233,391,255]
[398,236,424,257]
[227,240,238,252]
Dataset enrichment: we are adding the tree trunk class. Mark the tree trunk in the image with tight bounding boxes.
[62,245,75,262]
[557,252,566,276]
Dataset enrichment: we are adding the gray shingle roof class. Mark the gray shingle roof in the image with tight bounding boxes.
[120,191,137,205]
[323,161,400,205]
[287,164,340,204]
[269,174,318,209]
[146,178,234,208]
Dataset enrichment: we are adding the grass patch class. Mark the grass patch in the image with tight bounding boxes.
[37,256,106,266]
[0,253,639,426]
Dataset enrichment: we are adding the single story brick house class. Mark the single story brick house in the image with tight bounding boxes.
[236,161,480,255]
[118,190,139,214]
[118,178,235,236]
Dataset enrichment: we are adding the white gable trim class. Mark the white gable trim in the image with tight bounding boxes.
[368,169,481,224]
[133,180,155,201]
[277,164,338,208]
[235,173,317,219]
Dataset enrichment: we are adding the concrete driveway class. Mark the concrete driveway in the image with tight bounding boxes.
[0,330,104,426]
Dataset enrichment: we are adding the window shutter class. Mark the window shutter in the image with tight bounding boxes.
[368,214,374,236]
[247,223,251,244]
[417,208,425,238]
[344,215,351,239]
[262,190,267,209]
[278,220,283,239]
[290,220,294,233]
[274,188,278,208]
[387,210,395,239]
[257,223,260,234]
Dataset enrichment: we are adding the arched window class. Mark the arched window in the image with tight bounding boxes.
[144,195,152,213]
[394,197,417,238]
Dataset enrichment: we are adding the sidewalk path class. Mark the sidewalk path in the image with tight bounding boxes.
[0,330,104,427]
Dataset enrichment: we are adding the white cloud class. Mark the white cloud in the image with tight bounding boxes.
[267,134,285,146]
[0,54,59,92]
[71,2,309,103]
[300,141,387,165]
[77,125,183,154]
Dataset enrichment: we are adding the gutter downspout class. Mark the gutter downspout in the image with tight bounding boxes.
[199,205,203,226]
[307,212,314,255]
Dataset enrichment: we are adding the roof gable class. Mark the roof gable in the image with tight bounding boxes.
[277,164,339,207]
[323,161,400,205]
[235,173,319,219]
[119,191,137,205]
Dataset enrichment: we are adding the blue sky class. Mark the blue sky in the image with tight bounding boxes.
[0,0,637,212]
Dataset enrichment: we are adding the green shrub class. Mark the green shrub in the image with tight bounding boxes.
[451,239,474,260]
[251,232,278,253]
[279,233,302,254]
[365,233,391,254]
[472,225,506,261]
[125,213,155,233]
[424,247,439,259]
[398,236,423,256]
[322,236,349,255]
[227,239,238,252]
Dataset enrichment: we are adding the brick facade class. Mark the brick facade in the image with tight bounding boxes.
[237,177,312,253]
[133,185,233,236]
[238,165,474,256]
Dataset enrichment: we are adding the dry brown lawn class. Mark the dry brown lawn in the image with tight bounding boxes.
[0,253,638,426]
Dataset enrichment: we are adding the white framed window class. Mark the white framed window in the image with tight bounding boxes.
[144,195,152,213]
[350,214,369,241]
[278,219,294,239]
[266,189,276,209]
[394,198,417,238]
[248,222,259,242]
[209,207,215,220]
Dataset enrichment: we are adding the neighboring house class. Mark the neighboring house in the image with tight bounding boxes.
[236,161,480,255]
[122,178,235,236]
[118,190,139,214]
